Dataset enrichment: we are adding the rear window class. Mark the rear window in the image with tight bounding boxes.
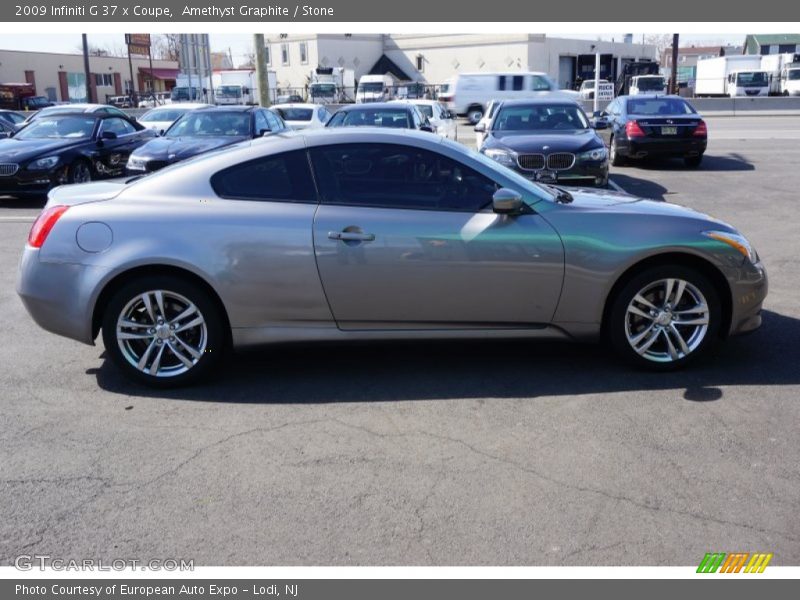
[626,98,696,115]
[274,108,313,121]
[327,109,410,128]
[210,150,316,203]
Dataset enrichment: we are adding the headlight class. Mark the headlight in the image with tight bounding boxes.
[578,147,608,161]
[28,156,59,170]
[126,156,146,171]
[703,230,759,263]
[482,148,517,168]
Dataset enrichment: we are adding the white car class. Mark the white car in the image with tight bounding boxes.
[474,99,501,150]
[138,92,172,108]
[390,99,458,140]
[270,103,332,130]
[137,103,212,134]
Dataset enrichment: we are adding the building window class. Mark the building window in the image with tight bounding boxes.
[416,54,425,72]
[760,45,772,55]
[299,42,308,65]
[779,44,797,53]
[281,43,290,66]
[265,45,271,66]
[94,73,113,87]
[124,80,133,94]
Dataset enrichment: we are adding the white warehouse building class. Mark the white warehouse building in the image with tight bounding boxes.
[262,33,657,93]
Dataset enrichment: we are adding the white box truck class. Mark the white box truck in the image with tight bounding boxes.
[779,62,800,96]
[760,53,800,95]
[309,67,355,104]
[356,74,396,103]
[695,56,770,97]
[212,70,277,105]
[172,73,213,102]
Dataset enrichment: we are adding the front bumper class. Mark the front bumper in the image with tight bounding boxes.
[16,246,111,345]
[0,165,65,197]
[513,161,609,187]
[622,137,707,159]
[728,259,768,336]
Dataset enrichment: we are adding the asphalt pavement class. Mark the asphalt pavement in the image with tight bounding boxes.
[1,116,799,566]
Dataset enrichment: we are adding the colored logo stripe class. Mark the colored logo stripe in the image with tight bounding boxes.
[697,553,726,573]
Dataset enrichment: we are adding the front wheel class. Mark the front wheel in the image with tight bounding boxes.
[101,276,225,387]
[609,136,626,166]
[68,160,92,184]
[607,266,721,370]
[466,107,483,125]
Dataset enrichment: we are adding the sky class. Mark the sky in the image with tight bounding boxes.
[0,33,746,67]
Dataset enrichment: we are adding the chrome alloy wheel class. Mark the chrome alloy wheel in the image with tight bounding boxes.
[115,290,207,378]
[624,278,710,363]
[71,161,92,183]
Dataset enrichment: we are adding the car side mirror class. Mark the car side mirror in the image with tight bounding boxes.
[474,122,486,133]
[159,129,165,136]
[260,129,271,137]
[420,123,434,133]
[101,131,118,140]
[593,119,608,130]
[492,188,524,215]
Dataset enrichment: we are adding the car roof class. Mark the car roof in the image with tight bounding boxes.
[271,103,321,110]
[618,94,684,100]
[335,103,412,112]
[497,98,581,108]
[193,105,256,113]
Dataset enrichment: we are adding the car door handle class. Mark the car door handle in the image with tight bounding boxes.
[328,231,375,242]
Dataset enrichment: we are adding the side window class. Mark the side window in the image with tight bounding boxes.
[317,107,329,123]
[309,143,499,213]
[102,117,136,136]
[497,76,507,91]
[512,76,524,91]
[254,111,270,134]
[266,111,284,131]
[410,108,421,129]
[210,150,316,203]
[530,75,552,91]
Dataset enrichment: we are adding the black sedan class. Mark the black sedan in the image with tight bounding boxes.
[595,95,707,168]
[325,102,434,132]
[125,106,287,174]
[0,111,154,198]
[478,99,609,187]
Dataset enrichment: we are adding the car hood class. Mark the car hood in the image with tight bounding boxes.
[130,135,247,161]
[0,137,86,163]
[488,130,602,153]
[559,186,731,226]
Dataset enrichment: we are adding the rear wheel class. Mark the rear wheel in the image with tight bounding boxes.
[608,266,721,370]
[466,106,484,125]
[609,136,626,166]
[101,276,224,387]
[68,160,92,184]
[684,154,703,168]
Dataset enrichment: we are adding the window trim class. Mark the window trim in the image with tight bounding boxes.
[299,42,308,65]
[281,43,290,66]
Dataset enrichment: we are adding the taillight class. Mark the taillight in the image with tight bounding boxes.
[625,120,646,138]
[693,120,708,137]
[28,205,69,248]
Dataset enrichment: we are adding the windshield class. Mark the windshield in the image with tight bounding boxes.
[493,104,590,131]
[274,108,313,121]
[636,77,665,90]
[15,115,96,140]
[359,82,385,93]
[166,112,250,137]
[140,108,187,123]
[217,85,242,98]
[327,108,410,128]
[311,84,336,96]
[171,87,198,101]
[737,71,768,86]
[626,98,696,115]
[414,105,434,118]
[26,96,50,108]
[788,70,800,81]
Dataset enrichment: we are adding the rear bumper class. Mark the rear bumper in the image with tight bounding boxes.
[728,260,768,336]
[621,137,707,158]
[16,246,111,345]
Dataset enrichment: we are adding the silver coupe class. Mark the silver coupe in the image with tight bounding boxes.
[17,129,767,386]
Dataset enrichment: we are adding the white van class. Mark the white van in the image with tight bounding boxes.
[356,74,394,103]
[438,72,579,124]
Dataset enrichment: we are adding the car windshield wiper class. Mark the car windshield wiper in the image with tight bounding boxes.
[544,184,573,204]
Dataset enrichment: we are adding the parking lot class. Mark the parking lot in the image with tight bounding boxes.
[1,115,799,566]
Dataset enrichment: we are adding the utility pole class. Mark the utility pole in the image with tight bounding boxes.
[594,51,601,114]
[254,34,270,107]
[670,34,680,94]
[81,34,92,103]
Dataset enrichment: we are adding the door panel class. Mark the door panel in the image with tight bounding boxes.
[313,205,564,329]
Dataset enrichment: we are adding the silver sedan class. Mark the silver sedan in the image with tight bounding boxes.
[17,129,767,386]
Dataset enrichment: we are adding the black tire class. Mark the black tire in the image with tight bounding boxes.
[684,154,703,168]
[67,159,92,184]
[607,265,722,371]
[101,276,225,387]
[466,106,484,125]
[609,136,626,166]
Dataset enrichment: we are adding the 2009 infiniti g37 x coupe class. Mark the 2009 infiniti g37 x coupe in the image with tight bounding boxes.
[17,129,767,386]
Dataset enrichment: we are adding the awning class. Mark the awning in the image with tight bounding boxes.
[138,67,180,80]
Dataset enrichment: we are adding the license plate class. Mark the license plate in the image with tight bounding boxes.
[536,170,558,183]
[661,126,678,135]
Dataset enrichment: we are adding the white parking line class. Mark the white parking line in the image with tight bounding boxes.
[0,216,35,223]
[607,178,627,194]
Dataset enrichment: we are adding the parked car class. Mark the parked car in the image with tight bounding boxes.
[0,112,155,198]
[438,71,581,124]
[137,103,212,134]
[0,109,26,136]
[17,129,766,386]
[326,102,434,132]
[390,99,458,140]
[22,103,131,125]
[125,106,287,174]
[138,92,172,108]
[479,99,609,187]
[474,99,500,150]
[596,95,707,168]
[276,94,305,104]
[270,103,332,130]
[108,95,135,109]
